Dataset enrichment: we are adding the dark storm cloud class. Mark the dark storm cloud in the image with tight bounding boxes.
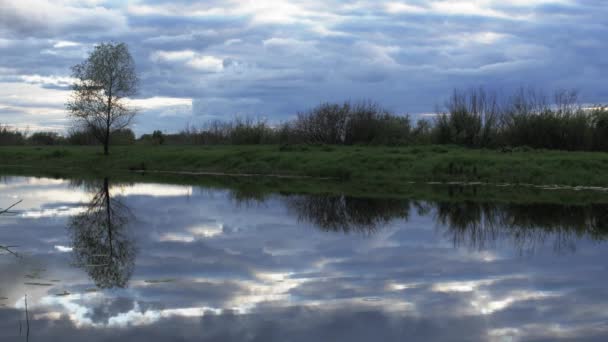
[0,1,607,132]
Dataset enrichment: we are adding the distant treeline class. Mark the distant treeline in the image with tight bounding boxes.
[2,87,608,151]
[149,88,608,151]
[0,125,135,146]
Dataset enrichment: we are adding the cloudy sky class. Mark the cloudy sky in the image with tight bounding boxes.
[1,0,606,134]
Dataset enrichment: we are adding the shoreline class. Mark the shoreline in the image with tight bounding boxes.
[1,144,608,189]
[1,145,608,204]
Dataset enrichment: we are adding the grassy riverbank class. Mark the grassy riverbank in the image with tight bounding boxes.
[1,145,608,189]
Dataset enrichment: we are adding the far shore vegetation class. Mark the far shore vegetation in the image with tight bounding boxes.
[2,87,607,152]
[2,87,608,190]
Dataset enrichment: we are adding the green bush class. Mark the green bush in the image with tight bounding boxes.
[28,132,64,145]
[0,125,25,145]
[592,106,608,151]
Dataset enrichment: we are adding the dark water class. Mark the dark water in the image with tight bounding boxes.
[1,176,608,341]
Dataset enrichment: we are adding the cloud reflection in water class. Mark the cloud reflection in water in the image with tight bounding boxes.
[1,177,608,341]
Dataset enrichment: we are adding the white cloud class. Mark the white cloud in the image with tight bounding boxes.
[52,40,80,48]
[470,32,508,44]
[128,4,229,18]
[151,50,224,73]
[354,41,401,66]
[224,39,242,46]
[385,2,427,14]
[385,0,569,19]
[263,38,317,48]
[54,245,73,252]
[151,50,197,62]
[0,38,16,48]
[20,74,76,88]
[431,1,518,19]
[0,82,68,108]
[186,56,224,72]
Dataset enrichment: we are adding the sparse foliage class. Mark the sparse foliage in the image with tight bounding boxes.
[67,42,138,155]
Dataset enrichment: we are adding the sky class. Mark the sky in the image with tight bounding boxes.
[0,0,607,135]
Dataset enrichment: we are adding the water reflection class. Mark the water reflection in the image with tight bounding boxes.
[67,178,135,288]
[284,193,608,253]
[2,177,608,341]
[285,195,410,233]
[437,202,608,253]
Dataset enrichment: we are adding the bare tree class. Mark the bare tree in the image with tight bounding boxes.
[67,42,138,155]
[554,89,581,114]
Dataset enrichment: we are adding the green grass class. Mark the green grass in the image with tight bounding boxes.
[1,144,608,191]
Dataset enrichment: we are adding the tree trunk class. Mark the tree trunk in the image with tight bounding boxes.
[105,86,112,156]
[104,178,113,257]
[104,112,110,155]
[104,130,110,156]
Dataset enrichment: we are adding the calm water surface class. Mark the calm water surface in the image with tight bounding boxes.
[1,176,607,341]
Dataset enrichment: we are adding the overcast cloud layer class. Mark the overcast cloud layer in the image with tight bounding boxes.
[0,0,606,134]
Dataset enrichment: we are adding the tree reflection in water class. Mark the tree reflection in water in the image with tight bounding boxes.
[284,192,608,253]
[437,202,608,253]
[68,178,135,288]
[286,195,411,234]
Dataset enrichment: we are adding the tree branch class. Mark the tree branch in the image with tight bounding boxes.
[0,199,22,215]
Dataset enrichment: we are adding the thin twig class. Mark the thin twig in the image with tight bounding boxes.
[25,294,29,342]
[0,199,22,215]
[0,245,20,258]
[1,200,22,258]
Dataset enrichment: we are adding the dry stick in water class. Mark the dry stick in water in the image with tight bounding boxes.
[0,245,20,258]
[0,199,22,215]
[1,200,22,258]
[25,294,29,342]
